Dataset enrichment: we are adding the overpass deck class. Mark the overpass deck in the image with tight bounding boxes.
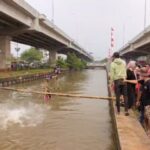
[0,0,93,69]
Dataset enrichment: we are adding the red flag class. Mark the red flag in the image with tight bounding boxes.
[111,27,114,31]
[111,38,114,42]
[111,27,114,48]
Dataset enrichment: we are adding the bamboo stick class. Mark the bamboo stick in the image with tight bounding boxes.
[0,87,115,100]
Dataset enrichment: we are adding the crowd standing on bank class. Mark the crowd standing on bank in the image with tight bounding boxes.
[109,52,150,136]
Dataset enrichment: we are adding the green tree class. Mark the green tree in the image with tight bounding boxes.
[56,56,67,68]
[66,53,87,70]
[20,48,43,63]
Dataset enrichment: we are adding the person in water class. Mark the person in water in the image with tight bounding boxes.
[43,79,51,103]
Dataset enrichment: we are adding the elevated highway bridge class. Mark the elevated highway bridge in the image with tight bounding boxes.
[0,0,93,69]
[119,26,150,62]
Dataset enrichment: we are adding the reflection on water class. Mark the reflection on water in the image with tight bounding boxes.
[0,69,116,150]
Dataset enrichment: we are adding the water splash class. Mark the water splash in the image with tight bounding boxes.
[0,102,50,130]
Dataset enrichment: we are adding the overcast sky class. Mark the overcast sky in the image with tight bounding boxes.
[12,0,150,59]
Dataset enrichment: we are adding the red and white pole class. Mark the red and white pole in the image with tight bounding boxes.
[108,27,115,58]
[111,27,115,55]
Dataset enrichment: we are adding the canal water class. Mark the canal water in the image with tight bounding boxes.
[0,69,116,150]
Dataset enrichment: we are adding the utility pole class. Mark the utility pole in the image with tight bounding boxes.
[15,43,20,70]
[51,0,54,23]
[122,24,125,45]
[144,0,147,29]
[15,43,20,61]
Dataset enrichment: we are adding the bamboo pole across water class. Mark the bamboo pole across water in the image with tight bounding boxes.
[0,87,115,100]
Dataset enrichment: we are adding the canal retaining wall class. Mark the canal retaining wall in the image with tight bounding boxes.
[0,71,62,87]
[105,66,121,150]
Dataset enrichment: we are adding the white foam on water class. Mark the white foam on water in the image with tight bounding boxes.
[0,102,50,130]
[11,91,32,99]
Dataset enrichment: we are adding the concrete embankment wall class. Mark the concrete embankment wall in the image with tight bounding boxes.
[105,66,121,150]
[0,71,61,87]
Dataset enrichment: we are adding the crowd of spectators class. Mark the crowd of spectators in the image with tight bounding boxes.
[110,52,150,136]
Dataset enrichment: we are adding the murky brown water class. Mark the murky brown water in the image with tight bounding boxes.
[0,69,116,150]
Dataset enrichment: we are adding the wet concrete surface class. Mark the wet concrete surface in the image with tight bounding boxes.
[114,106,150,150]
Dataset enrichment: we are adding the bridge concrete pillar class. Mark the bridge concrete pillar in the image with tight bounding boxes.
[0,36,11,70]
[49,50,57,65]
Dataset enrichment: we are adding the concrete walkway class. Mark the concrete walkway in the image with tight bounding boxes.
[115,107,150,150]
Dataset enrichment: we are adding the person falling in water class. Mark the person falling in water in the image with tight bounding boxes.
[43,79,51,103]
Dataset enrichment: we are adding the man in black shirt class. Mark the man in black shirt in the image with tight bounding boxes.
[137,69,150,136]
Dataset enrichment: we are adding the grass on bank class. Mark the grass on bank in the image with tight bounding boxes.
[0,68,52,79]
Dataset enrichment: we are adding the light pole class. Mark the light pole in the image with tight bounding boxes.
[51,0,54,23]
[122,24,125,45]
[144,0,147,29]
[15,43,20,61]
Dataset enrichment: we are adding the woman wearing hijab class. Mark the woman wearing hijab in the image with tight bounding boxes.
[126,61,137,109]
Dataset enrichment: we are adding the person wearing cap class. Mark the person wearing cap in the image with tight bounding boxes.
[110,52,129,116]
